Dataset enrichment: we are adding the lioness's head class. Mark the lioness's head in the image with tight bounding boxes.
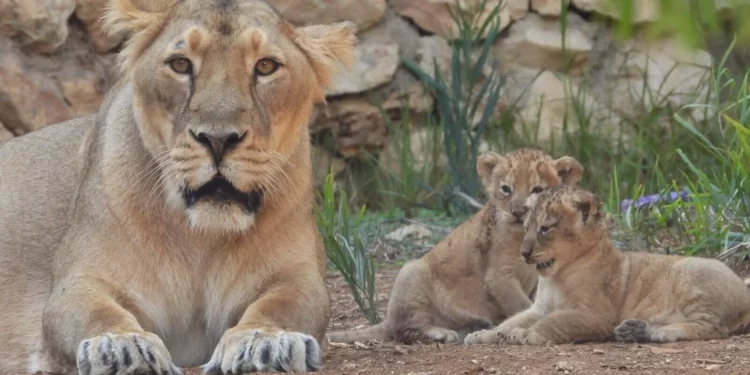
[520,185,608,275]
[104,0,356,232]
[477,148,583,230]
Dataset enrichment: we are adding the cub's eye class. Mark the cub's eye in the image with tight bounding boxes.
[168,57,193,75]
[531,186,544,194]
[539,226,551,235]
[500,185,512,195]
[255,58,280,76]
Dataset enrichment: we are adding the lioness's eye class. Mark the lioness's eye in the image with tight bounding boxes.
[501,185,512,195]
[168,57,193,75]
[531,186,544,194]
[255,58,280,76]
[539,226,550,234]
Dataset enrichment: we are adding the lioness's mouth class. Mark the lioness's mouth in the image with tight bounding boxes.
[183,176,263,214]
[536,259,555,270]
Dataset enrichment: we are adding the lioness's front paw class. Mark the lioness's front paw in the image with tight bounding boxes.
[203,329,321,373]
[76,332,180,375]
[614,319,650,343]
[505,328,529,345]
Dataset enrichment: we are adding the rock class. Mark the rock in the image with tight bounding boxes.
[495,13,593,74]
[378,127,448,175]
[311,145,347,185]
[600,36,713,120]
[0,38,72,135]
[392,0,512,39]
[326,43,399,96]
[385,223,433,241]
[517,71,625,144]
[74,0,126,53]
[532,0,570,16]
[571,0,659,23]
[0,120,12,141]
[267,0,387,31]
[313,98,387,158]
[0,0,77,53]
[555,361,573,372]
[382,82,434,118]
[355,7,423,101]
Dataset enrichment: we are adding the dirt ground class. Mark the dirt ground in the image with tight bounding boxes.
[311,267,750,375]
[7,266,750,375]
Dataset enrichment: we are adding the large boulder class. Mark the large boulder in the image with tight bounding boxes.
[0,38,72,135]
[391,0,514,39]
[268,0,387,32]
[0,0,76,53]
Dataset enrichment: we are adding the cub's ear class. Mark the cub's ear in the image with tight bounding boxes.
[293,21,358,102]
[477,151,506,188]
[103,0,175,36]
[572,190,602,225]
[554,156,583,185]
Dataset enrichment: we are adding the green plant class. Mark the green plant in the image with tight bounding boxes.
[315,171,380,324]
[402,0,504,213]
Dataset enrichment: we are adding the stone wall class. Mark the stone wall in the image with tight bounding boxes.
[0,0,729,179]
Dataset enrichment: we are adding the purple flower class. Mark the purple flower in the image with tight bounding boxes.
[620,191,690,212]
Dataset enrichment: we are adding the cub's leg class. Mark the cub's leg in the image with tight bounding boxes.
[43,277,180,375]
[387,260,464,344]
[464,306,543,345]
[504,309,614,345]
[484,275,534,318]
[614,319,726,343]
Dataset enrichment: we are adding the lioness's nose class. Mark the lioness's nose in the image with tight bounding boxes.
[192,130,244,163]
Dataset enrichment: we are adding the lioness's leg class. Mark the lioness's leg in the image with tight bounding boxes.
[509,309,614,345]
[43,277,179,375]
[203,273,329,373]
[464,306,543,345]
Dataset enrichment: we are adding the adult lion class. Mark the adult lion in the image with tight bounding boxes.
[0,0,355,374]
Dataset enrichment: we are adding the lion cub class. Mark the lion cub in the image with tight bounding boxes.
[327,149,583,344]
[465,185,750,346]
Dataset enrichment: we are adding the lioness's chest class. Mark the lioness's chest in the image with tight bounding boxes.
[120,246,268,366]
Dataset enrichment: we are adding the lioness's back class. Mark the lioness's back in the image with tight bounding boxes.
[0,117,91,371]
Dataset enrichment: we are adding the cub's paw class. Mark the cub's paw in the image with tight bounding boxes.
[203,329,321,373]
[76,332,180,375]
[463,330,501,345]
[505,328,529,345]
[424,327,460,344]
[614,319,650,343]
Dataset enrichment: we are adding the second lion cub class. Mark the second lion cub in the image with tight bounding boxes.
[327,149,583,344]
[465,185,750,346]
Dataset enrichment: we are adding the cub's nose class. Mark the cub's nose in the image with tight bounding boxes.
[511,207,528,219]
[191,130,244,163]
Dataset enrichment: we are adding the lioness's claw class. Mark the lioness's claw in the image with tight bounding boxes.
[203,329,321,373]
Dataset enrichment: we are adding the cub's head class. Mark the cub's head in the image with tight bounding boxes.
[520,185,608,276]
[477,148,583,231]
[104,0,356,232]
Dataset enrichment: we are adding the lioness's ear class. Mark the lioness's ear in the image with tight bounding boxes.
[554,156,583,185]
[477,151,505,188]
[573,191,602,225]
[294,21,358,102]
[102,0,175,37]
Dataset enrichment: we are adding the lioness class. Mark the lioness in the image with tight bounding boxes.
[465,185,750,346]
[0,0,356,373]
[327,149,583,344]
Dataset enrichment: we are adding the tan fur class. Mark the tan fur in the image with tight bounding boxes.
[327,149,583,344]
[0,1,356,374]
[465,185,750,346]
